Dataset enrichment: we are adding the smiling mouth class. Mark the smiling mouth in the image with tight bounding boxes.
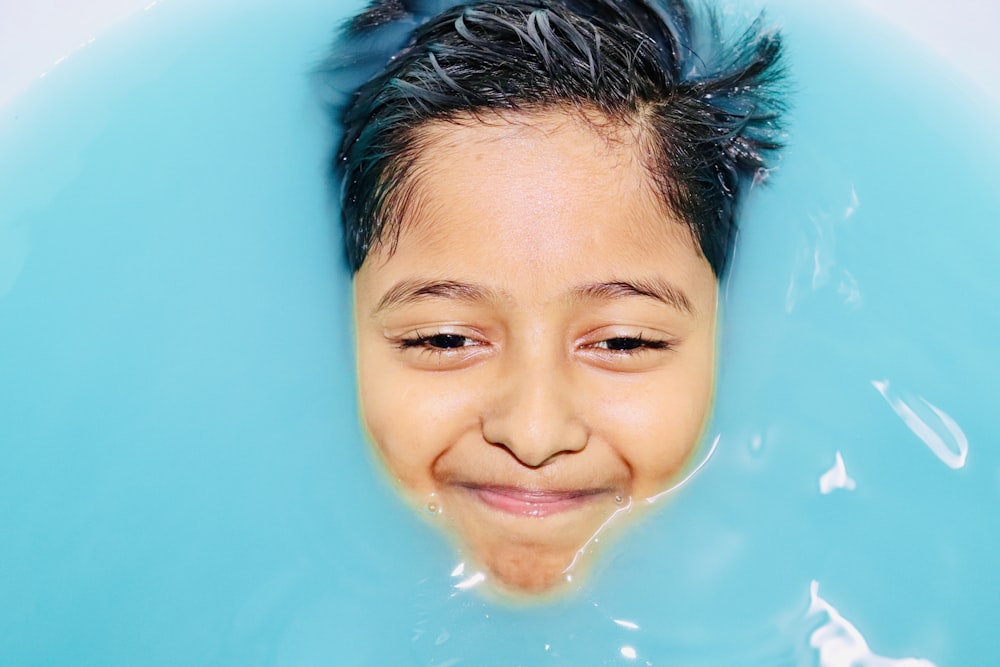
[458,484,610,518]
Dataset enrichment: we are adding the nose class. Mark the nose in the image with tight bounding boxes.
[480,355,589,468]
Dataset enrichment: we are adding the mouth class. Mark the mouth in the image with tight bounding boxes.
[457,484,611,518]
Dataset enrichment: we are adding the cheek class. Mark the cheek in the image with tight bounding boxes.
[591,356,715,498]
[357,349,483,496]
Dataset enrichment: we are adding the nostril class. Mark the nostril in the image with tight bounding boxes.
[481,417,589,469]
[488,440,557,469]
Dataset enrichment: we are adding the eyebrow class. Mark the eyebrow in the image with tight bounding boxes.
[372,277,693,315]
[372,279,504,316]
[574,280,694,314]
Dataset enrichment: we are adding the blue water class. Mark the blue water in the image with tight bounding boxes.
[1,0,998,665]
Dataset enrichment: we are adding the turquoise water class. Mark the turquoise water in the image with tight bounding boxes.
[1,0,998,664]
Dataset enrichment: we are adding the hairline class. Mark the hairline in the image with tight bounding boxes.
[363,103,705,270]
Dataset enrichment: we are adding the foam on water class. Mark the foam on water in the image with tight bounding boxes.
[1,0,998,664]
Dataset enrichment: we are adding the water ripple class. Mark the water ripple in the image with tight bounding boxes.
[819,451,857,494]
[809,581,938,666]
[871,380,969,469]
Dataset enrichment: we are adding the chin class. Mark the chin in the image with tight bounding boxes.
[477,541,582,596]
[451,506,632,599]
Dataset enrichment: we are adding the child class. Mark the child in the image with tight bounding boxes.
[322,0,786,595]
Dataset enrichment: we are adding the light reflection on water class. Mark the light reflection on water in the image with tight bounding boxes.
[871,380,969,470]
[809,582,937,667]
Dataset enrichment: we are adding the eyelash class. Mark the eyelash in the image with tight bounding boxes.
[588,334,672,355]
[397,332,483,352]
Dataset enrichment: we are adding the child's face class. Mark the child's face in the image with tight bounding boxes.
[353,111,718,594]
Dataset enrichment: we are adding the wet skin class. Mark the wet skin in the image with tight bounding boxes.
[353,110,718,594]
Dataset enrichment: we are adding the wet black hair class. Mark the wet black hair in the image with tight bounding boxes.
[321,0,787,276]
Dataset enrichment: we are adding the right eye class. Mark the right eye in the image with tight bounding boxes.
[400,333,477,350]
[392,329,493,370]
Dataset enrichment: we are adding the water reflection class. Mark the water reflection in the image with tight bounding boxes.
[809,581,938,667]
[819,451,857,494]
[871,380,969,470]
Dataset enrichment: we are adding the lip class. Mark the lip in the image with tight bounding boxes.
[459,484,609,518]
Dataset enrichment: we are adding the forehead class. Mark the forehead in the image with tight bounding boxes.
[357,109,714,309]
[385,109,702,263]
[411,110,653,200]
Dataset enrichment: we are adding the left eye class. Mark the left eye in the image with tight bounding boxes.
[594,336,670,352]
